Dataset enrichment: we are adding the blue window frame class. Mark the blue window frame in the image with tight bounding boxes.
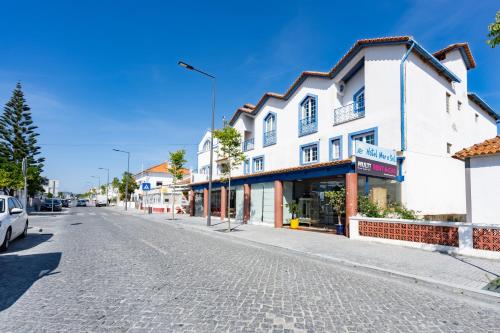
[243,159,250,174]
[299,142,319,165]
[329,136,343,161]
[353,87,365,113]
[263,112,277,147]
[202,139,211,152]
[348,127,378,156]
[252,156,264,173]
[298,95,318,136]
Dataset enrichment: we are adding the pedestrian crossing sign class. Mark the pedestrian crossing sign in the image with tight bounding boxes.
[141,182,151,191]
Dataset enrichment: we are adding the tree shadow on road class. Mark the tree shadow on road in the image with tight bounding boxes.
[0,252,61,311]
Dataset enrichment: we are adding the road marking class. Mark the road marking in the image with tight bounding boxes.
[89,212,96,216]
[139,238,168,255]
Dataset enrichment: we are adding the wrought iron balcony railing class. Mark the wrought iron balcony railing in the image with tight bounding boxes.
[333,102,365,125]
[299,117,317,136]
[242,138,254,151]
[263,130,276,146]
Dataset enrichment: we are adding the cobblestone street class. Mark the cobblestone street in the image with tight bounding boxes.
[1,207,500,332]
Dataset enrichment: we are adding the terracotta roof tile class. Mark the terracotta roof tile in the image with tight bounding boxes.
[190,159,352,187]
[433,43,476,69]
[453,136,500,160]
[137,162,190,176]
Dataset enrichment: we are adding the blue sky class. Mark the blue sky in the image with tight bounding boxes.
[0,0,498,193]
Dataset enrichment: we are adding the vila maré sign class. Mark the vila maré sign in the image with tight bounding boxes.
[354,142,397,179]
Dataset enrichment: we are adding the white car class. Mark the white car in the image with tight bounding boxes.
[0,195,29,252]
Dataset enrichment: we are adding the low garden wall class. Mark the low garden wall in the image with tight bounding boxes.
[349,216,500,259]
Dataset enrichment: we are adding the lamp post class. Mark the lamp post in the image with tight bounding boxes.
[178,60,216,227]
[99,167,110,206]
[113,149,130,210]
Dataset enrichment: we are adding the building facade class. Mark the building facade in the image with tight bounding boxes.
[191,36,498,229]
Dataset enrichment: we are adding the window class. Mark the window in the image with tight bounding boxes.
[475,113,479,122]
[447,143,452,154]
[299,95,318,136]
[352,132,375,145]
[353,87,365,113]
[457,101,462,111]
[8,198,15,212]
[446,92,451,113]
[300,143,319,164]
[348,128,378,156]
[253,156,264,172]
[330,137,342,160]
[202,139,211,152]
[14,198,23,209]
[0,199,4,213]
[243,159,250,174]
[156,181,163,187]
[263,113,277,146]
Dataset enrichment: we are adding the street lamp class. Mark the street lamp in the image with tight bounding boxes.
[113,149,130,210]
[98,167,110,206]
[178,60,216,227]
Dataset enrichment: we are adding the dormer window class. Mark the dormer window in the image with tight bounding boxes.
[263,112,277,146]
[299,95,318,136]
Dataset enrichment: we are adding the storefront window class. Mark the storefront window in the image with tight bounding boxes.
[357,176,401,209]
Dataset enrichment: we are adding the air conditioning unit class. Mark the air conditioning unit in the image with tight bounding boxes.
[337,81,346,96]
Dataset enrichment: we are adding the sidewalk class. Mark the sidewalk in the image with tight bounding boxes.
[110,207,500,297]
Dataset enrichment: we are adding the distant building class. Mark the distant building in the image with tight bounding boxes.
[43,179,60,197]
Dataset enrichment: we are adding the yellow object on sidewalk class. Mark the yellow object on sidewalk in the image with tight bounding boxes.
[290,218,299,229]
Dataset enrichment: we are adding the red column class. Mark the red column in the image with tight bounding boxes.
[243,184,251,223]
[220,186,227,221]
[345,173,358,237]
[188,190,195,216]
[203,188,208,217]
[274,180,283,228]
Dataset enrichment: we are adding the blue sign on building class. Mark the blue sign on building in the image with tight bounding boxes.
[141,182,151,191]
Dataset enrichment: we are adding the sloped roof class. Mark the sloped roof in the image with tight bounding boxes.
[467,93,499,120]
[433,43,476,70]
[453,136,500,160]
[136,162,190,176]
[229,36,463,125]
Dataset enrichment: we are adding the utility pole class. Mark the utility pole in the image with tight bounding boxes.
[113,149,131,210]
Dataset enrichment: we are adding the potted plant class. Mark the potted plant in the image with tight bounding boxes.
[325,187,346,235]
[286,201,300,229]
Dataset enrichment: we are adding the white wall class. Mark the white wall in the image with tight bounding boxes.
[468,155,500,224]
[403,51,497,214]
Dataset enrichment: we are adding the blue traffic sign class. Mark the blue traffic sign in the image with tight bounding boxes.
[141,182,151,191]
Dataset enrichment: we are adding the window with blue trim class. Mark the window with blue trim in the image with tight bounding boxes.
[352,131,375,145]
[353,87,365,113]
[330,138,341,160]
[253,156,264,172]
[202,139,211,152]
[243,159,250,174]
[299,96,317,136]
[263,113,276,146]
[301,143,318,164]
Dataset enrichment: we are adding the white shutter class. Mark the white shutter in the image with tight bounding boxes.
[235,186,244,221]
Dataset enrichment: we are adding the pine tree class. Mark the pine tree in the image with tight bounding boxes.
[0,82,44,195]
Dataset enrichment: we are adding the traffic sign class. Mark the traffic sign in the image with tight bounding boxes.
[141,182,151,191]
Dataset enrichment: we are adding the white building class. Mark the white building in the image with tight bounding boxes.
[43,179,60,197]
[133,162,190,213]
[453,136,500,224]
[191,36,498,227]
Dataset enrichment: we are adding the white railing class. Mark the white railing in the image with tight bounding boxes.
[333,102,365,125]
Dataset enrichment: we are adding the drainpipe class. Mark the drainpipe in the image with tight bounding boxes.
[400,41,415,151]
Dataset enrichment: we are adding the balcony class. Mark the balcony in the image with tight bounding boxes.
[263,130,276,146]
[242,138,254,151]
[299,117,317,136]
[333,102,365,125]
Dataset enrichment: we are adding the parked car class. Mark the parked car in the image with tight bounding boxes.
[95,195,108,207]
[62,199,70,207]
[0,195,29,252]
[76,199,87,207]
[40,199,63,211]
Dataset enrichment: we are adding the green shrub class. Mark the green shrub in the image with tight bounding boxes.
[358,195,384,218]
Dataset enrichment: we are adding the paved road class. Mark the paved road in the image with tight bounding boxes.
[1,208,499,332]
